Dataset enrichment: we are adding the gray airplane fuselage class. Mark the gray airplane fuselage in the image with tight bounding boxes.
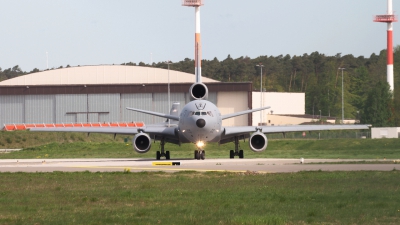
[178,100,222,145]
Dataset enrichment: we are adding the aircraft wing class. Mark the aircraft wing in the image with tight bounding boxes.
[126,107,179,121]
[221,106,271,120]
[30,126,177,136]
[223,124,371,136]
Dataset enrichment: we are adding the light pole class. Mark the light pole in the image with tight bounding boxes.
[338,68,345,124]
[166,60,172,127]
[256,63,264,125]
[328,89,330,117]
[46,51,49,70]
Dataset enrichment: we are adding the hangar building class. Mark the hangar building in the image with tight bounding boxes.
[0,65,253,129]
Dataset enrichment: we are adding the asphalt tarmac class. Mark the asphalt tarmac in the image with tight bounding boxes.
[0,158,399,173]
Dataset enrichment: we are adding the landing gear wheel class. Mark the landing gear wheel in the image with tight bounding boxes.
[195,150,201,160]
[156,151,161,160]
[200,150,205,160]
[166,151,170,160]
[194,150,199,159]
[239,150,244,159]
[230,136,244,159]
[229,150,234,159]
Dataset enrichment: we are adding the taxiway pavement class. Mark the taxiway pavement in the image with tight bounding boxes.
[0,158,399,173]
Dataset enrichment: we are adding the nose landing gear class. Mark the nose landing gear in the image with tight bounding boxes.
[194,150,205,160]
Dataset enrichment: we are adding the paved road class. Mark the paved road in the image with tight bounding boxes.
[0,158,399,173]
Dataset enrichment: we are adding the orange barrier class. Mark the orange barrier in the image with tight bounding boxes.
[3,122,145,131]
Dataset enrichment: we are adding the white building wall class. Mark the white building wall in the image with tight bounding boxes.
[371,127,398,139]
[252,92,305,126]
[217,91,248,126]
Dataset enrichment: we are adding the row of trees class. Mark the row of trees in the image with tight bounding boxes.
[144,47,400,127]
[1,47,399,127]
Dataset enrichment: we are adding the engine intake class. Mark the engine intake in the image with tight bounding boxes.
[249,132,268,152]
[189,83,208,100]
[133,133,151,153]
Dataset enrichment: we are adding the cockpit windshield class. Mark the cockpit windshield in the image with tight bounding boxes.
[189,111,214,117]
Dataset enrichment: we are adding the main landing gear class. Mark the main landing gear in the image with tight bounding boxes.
[156,138,170,160]
[194,150,205,160]
[229,136,244,159]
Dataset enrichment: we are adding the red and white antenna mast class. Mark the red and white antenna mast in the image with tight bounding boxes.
[374,0,398,93]
[182,0,204,83]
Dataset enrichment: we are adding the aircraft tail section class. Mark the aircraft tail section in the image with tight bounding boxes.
[169,102,180,121]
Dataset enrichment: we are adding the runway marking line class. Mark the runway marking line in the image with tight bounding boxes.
[71,166,272,173]
[151,162,181,166]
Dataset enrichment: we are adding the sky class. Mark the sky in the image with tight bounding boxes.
[0,0,398,71]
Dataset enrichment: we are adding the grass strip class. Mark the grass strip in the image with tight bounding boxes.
[1,131,400,159]
[0,171,399,224]
[1,137,400,159]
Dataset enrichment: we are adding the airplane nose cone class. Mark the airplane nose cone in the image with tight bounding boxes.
[196,119,206,128]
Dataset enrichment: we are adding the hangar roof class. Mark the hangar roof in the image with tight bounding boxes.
[0,65,219,86]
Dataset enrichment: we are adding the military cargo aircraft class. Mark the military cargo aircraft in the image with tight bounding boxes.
[30,73,370,160]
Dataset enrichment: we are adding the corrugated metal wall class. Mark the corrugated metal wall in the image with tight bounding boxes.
[0,95,24,126]
[88,94,119,123]
[0,91,227,128]
[120,93,153,123]
[55,94,87,123]
[25,95,54,123]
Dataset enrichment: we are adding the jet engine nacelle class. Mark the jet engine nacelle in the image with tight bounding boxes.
[132,133,151,153]
[189,83,208,101]
[249,132,268,152]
